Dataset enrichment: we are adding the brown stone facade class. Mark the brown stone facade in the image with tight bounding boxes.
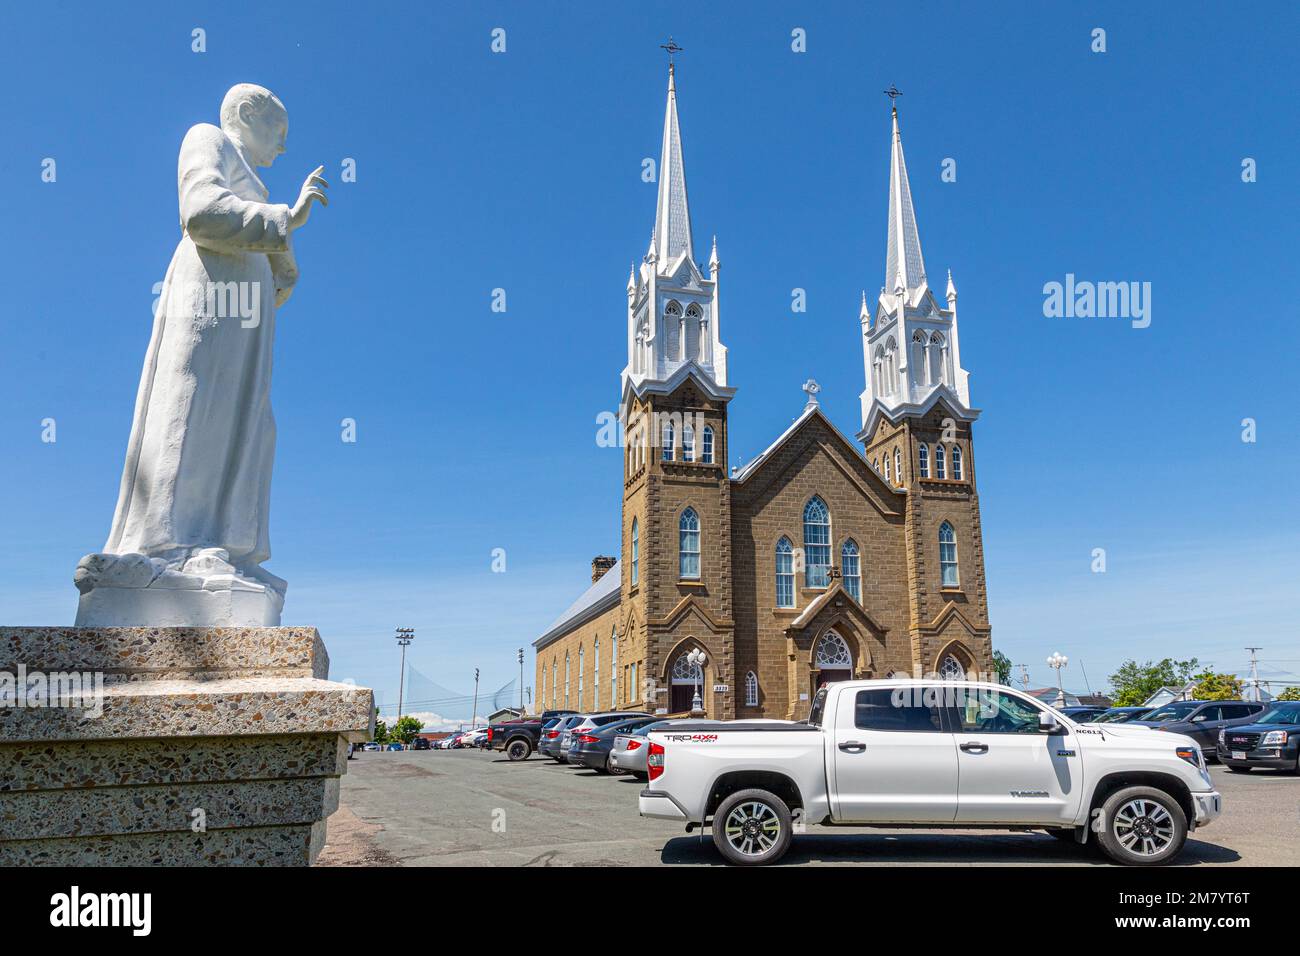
[535,380,991,721]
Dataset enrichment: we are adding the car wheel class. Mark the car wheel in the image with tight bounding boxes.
[1095,786,1188,866]
[1226,765,1251,773]
[605,753,622,775]
[711,789,793,866]
[507,739,531,761]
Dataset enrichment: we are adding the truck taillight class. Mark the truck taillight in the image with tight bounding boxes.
[648,741,665,781]
[487,729,493,741]
[626,740,642,751]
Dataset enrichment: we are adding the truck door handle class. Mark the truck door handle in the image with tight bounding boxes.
[838,741,866,754]
[959,742,989,754]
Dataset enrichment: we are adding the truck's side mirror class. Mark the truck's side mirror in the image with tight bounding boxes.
[1039,711,1066,735]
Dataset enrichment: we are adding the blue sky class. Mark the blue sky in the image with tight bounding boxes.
[2,2,1297,722]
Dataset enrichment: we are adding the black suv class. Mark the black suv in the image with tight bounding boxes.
[1132,699,1267,758]
[1217,701,1300,773]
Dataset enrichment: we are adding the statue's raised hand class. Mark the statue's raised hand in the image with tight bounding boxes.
[289,165,329,231]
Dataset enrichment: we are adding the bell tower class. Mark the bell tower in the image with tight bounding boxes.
[620,58,736,717]
[857,98,992,679]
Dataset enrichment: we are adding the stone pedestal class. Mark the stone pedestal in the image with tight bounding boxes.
[0,627,372,866]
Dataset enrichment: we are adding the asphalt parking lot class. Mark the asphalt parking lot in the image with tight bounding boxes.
[318,749,1298,867]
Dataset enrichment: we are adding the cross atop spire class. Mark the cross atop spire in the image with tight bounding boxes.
[884,99,927,294]
[654,51,693,266]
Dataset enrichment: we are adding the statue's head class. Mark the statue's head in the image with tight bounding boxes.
[220,83,287,168]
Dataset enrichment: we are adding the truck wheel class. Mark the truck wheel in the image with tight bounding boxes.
[1095,786,1187,866]
[506,739,531,761]
[711,789,793,866]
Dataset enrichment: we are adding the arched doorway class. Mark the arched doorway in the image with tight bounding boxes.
[669,653,703,714]
[813,630,853,696]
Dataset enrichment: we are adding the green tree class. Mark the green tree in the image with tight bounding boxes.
[391,715,423,745]
[1108,657,1201,706]
[1277,687,1300,701]
[372,708,390,745]
[1191,671,1243,701]
[992,650,1013,686]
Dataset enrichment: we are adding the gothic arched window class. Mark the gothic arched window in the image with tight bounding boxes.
[951,444,963,480]
[841,539,861,602]
[679,507,701,579]
[685,303,702,360]
[775,537,795,608]
[744,671,759,707]
[662,421,674,462]
[701,426,714,464]
[894,448,902,484]
[918,443,930,478]
[610,628,618,706]
[929,332,948,386]
[939,521,959,588]
[551,660,557,708]
[671,653,702,683]
[564,652,570,708]
[803,496,831,587]
[939,653,965,681]
[578,644,584,709]
[935,444,946,479]
[593,638,600,710]
[815,631,852,668]
[682,424,695,462]
[884,454,892,483]
[630,519,639,586]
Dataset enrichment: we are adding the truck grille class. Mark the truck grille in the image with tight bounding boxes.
[1226,732,1260,749]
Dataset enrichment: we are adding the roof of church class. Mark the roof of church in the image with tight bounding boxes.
[731,400,892,489]
[533,560,621,650]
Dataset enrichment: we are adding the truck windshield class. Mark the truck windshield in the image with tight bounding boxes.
[1145,701,1199,721]
[807,688,828,727]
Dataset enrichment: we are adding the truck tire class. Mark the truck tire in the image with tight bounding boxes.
[506,738,531,761]
[711,789,793,866]
[1094,786,1188,866]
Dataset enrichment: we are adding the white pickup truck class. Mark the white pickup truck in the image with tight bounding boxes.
[639,679,1221,866]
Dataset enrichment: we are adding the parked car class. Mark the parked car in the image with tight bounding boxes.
[386,742,404,751]
[1060,705,1110,723]
[639,679,1221,867]
[486,710,576,761]
[1217,701,1300,773]
[460,728,489,749]
[1132,700,1267,759]
[413,737,430,750]
[568,716,662,773]
[562,712,652,762]
[1093,706,1154,723]
[361,742,381,752]
[610,719,673,778]
[539,715,586,761]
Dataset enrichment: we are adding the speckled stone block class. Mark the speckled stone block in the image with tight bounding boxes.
[0,626,372,866]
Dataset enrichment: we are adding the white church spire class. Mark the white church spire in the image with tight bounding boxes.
[622,55,731,407]
[884,104,927,294]
[654,63,694,266]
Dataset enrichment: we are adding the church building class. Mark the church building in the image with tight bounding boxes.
[533,66,993,720]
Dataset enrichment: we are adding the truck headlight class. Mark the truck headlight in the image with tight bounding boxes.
[1261,730,1288,747]
[1175,747,1200,768]
[1218,729,1225,746]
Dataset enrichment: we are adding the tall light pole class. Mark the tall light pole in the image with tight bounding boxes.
[1047,652,1068,708]
[517,648,525,714]
[471,667,480,729]
[687,648,708,715]
[395,627,415,720]
[1245,647,1262,702]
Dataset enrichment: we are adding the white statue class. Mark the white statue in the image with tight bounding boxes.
[74,84,328,627]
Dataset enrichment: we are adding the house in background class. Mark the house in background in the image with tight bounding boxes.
[1142,683,1199,708]
[1027,687,1082,708]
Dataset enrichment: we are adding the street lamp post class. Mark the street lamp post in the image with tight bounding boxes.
[395,627,414,720]
[687,648,708,715]
[471,667,480,729]
[1047,652,1069,708]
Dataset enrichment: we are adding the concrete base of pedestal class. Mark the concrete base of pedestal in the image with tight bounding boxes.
[0,626,373,866]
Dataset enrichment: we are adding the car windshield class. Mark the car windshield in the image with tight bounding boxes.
[1145,702,1199,721]
[632,720,668,736]
[1258,705,1300,724]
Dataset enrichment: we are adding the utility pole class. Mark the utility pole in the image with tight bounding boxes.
[395,627,415,720]
[1017,664,1030,691]
[471,667,480,729]
[518,648,525,714]
[1245,647,1263,702]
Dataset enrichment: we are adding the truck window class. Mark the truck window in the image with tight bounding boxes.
[854,689,944,732]
[953,690,1044,735]
[807,688,828,727]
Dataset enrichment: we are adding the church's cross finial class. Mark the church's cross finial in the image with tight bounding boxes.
[883,84,902,112]
[661,36,684,71]
[802,378,821,410]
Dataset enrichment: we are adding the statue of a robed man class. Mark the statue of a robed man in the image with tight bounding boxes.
[74,84,329,626]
